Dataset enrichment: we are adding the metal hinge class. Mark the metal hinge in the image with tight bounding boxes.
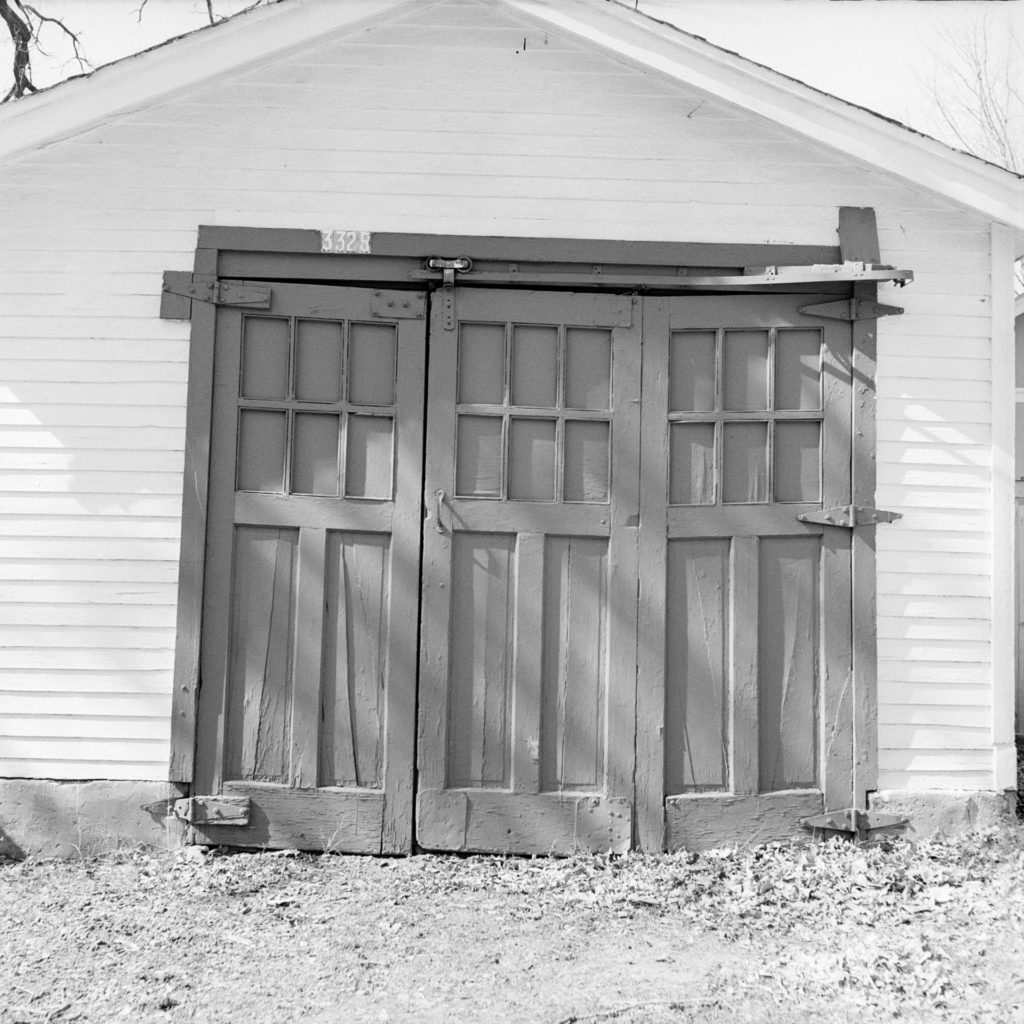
[798,298,904,321]
[172,796,251,826]
[424,257,473,330]
[801,808,908,839]
[797,504,902,528]
[161,275,272,309]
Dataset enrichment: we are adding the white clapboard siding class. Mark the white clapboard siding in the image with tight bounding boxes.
[0,0,1004,786]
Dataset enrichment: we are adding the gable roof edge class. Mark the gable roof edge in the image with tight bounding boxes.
[507,0,1023,233]
[0,0,419,164]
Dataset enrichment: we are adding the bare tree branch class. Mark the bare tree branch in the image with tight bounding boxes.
[926,9,1023,173]
[0,0,36,100]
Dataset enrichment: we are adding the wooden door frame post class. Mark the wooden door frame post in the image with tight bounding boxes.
[838,206,881,809]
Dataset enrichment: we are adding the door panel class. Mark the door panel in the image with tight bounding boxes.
[194,283,425,853]
[637,294,853,851]
[417,289,640,855]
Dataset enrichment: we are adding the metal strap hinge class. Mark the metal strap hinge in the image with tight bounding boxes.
[797,504,902,528]
[801,808,908,839]
[161,275,272,309]
[172,796,250,826]
[798,298,904,321]
[425,257,473,330]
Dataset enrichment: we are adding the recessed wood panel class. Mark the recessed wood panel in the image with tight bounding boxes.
[665,538,729,793]
[225,526,298,784]
[758,536,819,792]
[446,533,515,788]
[319,532,389,788]
[541,536,608,792]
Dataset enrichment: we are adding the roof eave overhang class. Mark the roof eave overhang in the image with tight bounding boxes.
[509,0,1024,233]
[0,0,421,163]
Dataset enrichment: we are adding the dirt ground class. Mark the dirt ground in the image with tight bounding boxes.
[3,827,1024,1024]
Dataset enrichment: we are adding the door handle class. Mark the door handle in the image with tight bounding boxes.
[434,489,447,534]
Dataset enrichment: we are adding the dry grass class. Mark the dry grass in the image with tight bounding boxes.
[3,827,1024,1022]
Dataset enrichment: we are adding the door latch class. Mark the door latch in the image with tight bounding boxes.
[426,257,472,330]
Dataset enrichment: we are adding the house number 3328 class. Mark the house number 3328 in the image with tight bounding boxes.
[321,229,372,254]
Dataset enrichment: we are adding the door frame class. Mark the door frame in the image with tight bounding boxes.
[161,218,882,847]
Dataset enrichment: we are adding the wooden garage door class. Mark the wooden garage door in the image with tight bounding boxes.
[191,283,856,856]
[636,295,854,851]
[193,283,425,853]
[416,288,641,855]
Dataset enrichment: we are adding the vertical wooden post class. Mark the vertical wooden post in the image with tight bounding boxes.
[636,297,667,850]
[990,223,1017,791]
[169,245,219,785]
[838,207,880,809]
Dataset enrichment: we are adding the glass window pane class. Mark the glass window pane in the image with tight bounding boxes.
[237,410,287,492]
[722,422,767,503]
[292,413,340,495]
[511,325,558,408]
[348,323,397,407]
[723,330,769,411]
[294,319,342,404]
[456,415,503,497]
[670,423,715,505]
[776,329,822,411]
[458,323,506,405]
[774,422,821,502]
[670,331,716,412]
[565,328,611,411]
[241,317,289,400]
[345,415,393,499]
[563,420,610,502]
[508,418,556,501]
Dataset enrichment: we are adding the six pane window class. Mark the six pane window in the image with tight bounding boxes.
[669,326,824,505]
[236,315,397,499]
[454,321,613,503]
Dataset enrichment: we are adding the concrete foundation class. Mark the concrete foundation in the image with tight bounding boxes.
[869,789,1016,839]
[0,779,187,860]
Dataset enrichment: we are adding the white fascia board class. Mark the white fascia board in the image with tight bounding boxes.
[507,0,1024,231]
[0,0,419,164]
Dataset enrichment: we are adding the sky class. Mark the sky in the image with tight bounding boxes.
[6,0,1024,158]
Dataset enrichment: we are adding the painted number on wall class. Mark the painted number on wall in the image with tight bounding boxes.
[322,230,373,254]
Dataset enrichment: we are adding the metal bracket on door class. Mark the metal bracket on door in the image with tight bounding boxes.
[171,795,251,826]
[425,257,473,330]
[796,504,902,528]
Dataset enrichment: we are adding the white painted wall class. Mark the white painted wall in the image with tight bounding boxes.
[0,0,1009,788]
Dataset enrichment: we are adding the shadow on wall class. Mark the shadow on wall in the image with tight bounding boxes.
[0,286,189,781]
